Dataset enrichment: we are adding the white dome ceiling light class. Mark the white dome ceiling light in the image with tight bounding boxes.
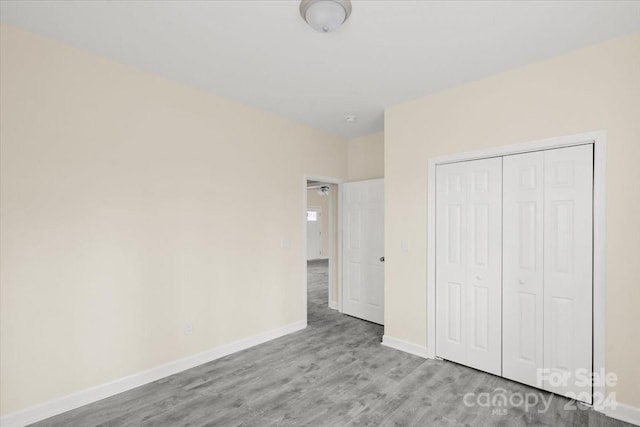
[300,0,352,33]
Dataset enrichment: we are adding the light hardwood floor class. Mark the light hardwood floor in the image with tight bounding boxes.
[33,260,629,426]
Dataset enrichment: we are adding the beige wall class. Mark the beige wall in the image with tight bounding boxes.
[306,188,330,258]
[0,24,348,415]
[347,131,384,181]
[385,32,640,407]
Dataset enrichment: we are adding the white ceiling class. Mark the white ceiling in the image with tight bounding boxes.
[1,1,639,139]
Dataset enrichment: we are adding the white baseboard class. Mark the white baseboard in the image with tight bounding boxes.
[0,320,307,427]
[381,335,432,359]
[606,402,640,426]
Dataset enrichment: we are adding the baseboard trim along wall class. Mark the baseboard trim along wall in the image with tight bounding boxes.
[0,320,307,427]
[381,335,432,359]
[607,402,640,426]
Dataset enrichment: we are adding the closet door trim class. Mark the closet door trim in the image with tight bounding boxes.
[426,130,607,410]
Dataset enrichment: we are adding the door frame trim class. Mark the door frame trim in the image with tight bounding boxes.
[426,130,607,410]
[304,175,344,318]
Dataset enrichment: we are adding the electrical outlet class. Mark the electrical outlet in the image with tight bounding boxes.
[184,322,194,335]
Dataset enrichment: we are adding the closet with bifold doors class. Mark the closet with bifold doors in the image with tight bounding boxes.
[435,144,594,404]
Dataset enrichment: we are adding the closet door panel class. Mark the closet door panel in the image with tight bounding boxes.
[466,157,502,376]
[543,145,593,404]
[502,152,544,387]
[436,158,502,374]
[436,162,469,364]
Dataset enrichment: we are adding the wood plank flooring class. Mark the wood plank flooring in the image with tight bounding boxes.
[33,260,630,426]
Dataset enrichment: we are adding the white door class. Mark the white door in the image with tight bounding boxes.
[543,145,593,403]
[342,179,384,325]
[306,207,322,260]
[503,151,544,387]
[435,158,502,375]
[502,145,593,404]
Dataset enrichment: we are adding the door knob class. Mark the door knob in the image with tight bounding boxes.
[379,256,385,262]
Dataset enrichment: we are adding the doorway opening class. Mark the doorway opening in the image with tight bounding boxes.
[306,205,324,261]
[304,176,342,323]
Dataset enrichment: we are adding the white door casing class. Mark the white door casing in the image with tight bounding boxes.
[542,145,593,403]
[436,157,502,375]
[306,207,322,260]
[342,179,385,325]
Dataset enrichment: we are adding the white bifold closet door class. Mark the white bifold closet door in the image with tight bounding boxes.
[503,144,593,404]
[502,151,545,386]
[435,157,502,376]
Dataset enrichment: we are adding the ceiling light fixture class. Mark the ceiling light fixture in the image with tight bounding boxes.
[317,186,330,196]
[300,0,352,33]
